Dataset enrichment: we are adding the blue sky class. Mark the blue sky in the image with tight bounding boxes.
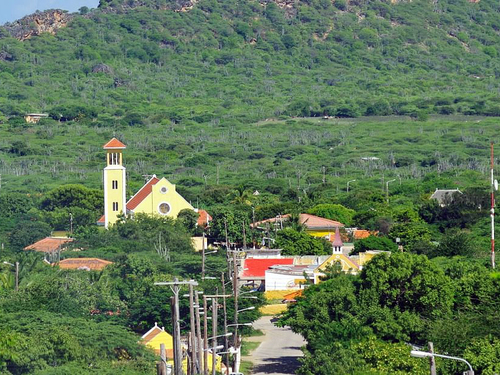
[0,0,100,25]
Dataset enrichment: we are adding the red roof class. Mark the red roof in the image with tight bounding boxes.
[24,237,73,252]
[126,176,160,211]
[251,213,344,229]
[353,230,373,240]
[241,258,294,279]
[197,209,212,227]
[103,138,126,149]
[332,226,343,247]
[97,215,105,224]
[299,214,344,229]
[57,258,113,271]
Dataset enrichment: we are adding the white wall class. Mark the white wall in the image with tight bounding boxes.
[264,271,307,291]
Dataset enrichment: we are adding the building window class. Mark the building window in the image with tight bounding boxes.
[160,186,168,194]
[112,202,119,212]
[112,180,118,189]
[158,202,171,215]
[109,153,120,165]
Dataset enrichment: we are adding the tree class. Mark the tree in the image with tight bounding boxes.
[275,228,330,255]
[433,229,477,258]
[9,220,52,250]
[209,205,250,243]
[358,252,453,343]
[308,204,355,226]
[351,235,397,255]
[177,208,199,235]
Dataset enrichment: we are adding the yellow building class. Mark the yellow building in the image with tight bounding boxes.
[98,138,195,228]
[102,138,127,229]
[251,213,345,240]
[140,323,223,373]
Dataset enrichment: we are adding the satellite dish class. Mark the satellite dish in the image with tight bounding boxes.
[495,179,498,191]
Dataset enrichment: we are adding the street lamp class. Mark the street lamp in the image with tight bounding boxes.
[386,178,396,203]
[347,179,356,192]
[237,306,255,313]
[239,289,256,296]
[410,350,474,375]
[2,261,19,292]
[210,332,233,339]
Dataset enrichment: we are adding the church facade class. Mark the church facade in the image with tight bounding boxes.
[98,138,194,228]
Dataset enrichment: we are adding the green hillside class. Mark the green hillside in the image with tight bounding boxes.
[2,0,500,124]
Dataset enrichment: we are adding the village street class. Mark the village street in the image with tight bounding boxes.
[243,316,306,375]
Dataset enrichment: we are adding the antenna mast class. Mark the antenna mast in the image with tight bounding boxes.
[491,141,496,269]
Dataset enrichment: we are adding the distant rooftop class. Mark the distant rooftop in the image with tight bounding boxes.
[24,237,73,253]
[430,188,462,205]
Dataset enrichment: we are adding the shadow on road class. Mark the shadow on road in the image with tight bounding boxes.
[252,356,302,375]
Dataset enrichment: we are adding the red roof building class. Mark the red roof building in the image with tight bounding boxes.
[241,258,294,281]
[24,237,73,253]
[57,258,113,271]
[251,213,344,230]
[197,209,212,227]
[126,176,160,211]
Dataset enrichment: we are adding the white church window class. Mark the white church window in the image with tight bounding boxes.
[158,202,171,215]
[160,186,168,194]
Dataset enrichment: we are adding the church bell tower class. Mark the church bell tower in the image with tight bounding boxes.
[103,138,127,229]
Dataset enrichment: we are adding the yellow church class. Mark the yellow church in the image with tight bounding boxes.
[97,138,194,228]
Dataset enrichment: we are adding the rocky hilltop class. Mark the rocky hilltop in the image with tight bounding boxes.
[3,10,72,41]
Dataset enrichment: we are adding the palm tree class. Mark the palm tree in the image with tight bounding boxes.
[287,213,307,232]
[228,185,253,205]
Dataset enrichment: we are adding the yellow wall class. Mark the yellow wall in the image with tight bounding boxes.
[145,331,222,372]
[133,177,193,218]
[314,254,359,283]
[192,236,207,252]
[307,229,335,238]
[145,331,174,352]
[104,166,126,228]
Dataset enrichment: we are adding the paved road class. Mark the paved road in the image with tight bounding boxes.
[244,316,306,375]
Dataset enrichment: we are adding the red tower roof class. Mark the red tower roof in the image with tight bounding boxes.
[332,226,343,247]
[103,138,126,149]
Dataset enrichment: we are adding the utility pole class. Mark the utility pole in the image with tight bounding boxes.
[386,179,396,204]
[221,272,230,373]
[189,284,196,375]
[491,141,496,269]
[203,295,208,375]
[224,219,229,250]
[211,298,218,375]
[194,291,203,375]
[202,234,206,280]
[232,251,240,373]
[428,342,436,375]
[203,294,231,375]
[170,296,181,375]
[155,279,198,375]
[15,262,18,293]
[252,207,256,250]
[158,343,167,375]
[242,221,246,250]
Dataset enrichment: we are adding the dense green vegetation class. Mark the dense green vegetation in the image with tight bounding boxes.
[280,253,500,374]
[3,0,500,123]
[2,0,500,373]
